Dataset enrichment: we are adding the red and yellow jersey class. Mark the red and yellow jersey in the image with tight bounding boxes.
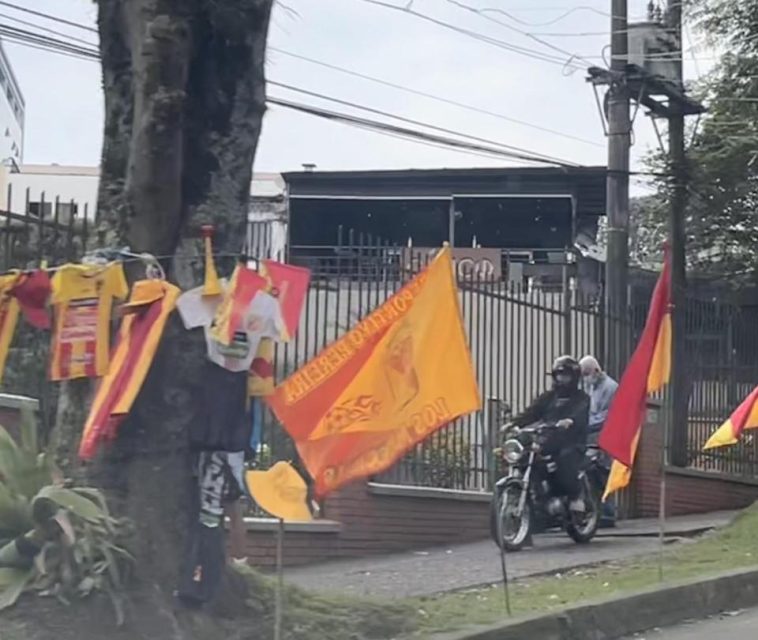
[0,273,21,383]
[49,263,128,381]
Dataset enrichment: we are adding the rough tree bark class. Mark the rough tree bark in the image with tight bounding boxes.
[52,0,274,633]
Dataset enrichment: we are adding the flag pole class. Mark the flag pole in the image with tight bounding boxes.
[658,395,671,582]
[497,502,512,616]
[274,518,284,640]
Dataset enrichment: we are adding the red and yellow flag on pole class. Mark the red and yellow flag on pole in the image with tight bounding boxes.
[267,247,481,498]
[703,386,758,450]
[600,253,672,499]
[79,280,180,460]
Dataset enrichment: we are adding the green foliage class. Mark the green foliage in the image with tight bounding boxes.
[0,409,133,620]
[417,430,472,490]
[639,0,758,280]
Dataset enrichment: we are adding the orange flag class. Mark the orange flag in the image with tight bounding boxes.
[267,247,481,498]
[79,280,180,460]
[601,254,672,500]
[704,386,758,450]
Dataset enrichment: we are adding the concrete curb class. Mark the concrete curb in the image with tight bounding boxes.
[431,567,758,640]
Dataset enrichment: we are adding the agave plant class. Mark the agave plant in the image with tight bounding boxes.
[0,404,134,621]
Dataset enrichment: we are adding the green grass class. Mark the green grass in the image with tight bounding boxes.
[408,505,758,637]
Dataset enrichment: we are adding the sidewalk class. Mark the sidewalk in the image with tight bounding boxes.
[284,511,737,599]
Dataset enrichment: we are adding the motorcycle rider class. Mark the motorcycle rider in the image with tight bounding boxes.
[509,355,590,513]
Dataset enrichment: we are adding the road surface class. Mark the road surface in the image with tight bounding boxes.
[623,608,758,639]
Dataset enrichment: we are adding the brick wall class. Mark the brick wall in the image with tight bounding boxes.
[245,482,491,568]
[634,401,758,518]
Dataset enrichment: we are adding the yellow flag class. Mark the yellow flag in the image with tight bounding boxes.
[201,226,222,297]
[269,247,481,497]
[246,461,312,522]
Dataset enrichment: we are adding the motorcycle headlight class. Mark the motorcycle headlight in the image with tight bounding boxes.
[502,438,524,464]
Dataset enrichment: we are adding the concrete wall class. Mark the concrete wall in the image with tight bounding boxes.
[7,165,99,219]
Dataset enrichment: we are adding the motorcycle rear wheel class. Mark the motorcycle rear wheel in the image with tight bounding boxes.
[490,480,532,552]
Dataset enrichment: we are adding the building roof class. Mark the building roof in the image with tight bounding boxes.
[19,164,100,177]
[283,166,607,217]
[250,172,284,198]
[17,166,286,198]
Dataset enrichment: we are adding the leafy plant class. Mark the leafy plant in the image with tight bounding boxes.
[0,405,134,621]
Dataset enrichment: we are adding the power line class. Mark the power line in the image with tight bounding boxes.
[269,80,580,166]
[478,5,611,27]
[0,11,97,47]
[7,24,583,168]
[269,47,602,147]
[0,25,99,60]
[0,24,99,58]
[267,97,577,166]
[443,0,596,68]
[357,0,584,70]
[0,0,97,33]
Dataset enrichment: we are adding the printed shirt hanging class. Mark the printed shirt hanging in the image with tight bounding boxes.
[79,279,181,460]
[0,273,21,384]
[49,263,129,381]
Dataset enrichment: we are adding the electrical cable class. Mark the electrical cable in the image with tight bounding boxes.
[269,47,602,147]
[269,80,580,166]
[0,0,97,33]
[443,0,596,68]
[357,0,585,70]
[3,23,586,167]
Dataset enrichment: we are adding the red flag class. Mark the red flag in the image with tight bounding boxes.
[208,265,267,345]
[599,253,671,467]
[12,270,51,329]
[260,260,310,340]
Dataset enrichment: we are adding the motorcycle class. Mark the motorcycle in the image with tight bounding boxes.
[490,421,602,551]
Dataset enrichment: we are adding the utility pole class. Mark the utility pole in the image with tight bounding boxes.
[667,0,688,467]
[605,0,631,378]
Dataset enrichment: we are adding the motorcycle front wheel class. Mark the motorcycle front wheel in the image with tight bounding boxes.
[490,479,532,552]
[566,475,600,544]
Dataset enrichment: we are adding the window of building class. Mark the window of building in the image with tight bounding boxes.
[56,202,78,219]
[28,202,52,218]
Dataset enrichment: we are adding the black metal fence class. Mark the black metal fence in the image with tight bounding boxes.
[256,230,634,494]
[250,226,758,520]
[0,185,97,270]
[682,298,758,477]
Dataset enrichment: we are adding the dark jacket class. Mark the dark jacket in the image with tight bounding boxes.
[511,388,590,448]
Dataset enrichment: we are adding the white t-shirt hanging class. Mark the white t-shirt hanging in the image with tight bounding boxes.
[204,290,283,372]
[176,281,227,330]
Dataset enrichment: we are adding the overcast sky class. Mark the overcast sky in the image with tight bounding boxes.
[6,0,712,188]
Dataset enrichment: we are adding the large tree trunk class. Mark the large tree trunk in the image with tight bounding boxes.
[53,0,273,629]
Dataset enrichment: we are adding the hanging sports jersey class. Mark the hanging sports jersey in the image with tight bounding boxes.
[49,263,129,381]
[0,274,20,384]
[205,290,283,372]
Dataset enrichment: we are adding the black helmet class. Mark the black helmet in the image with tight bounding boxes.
[551,355,581,394]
